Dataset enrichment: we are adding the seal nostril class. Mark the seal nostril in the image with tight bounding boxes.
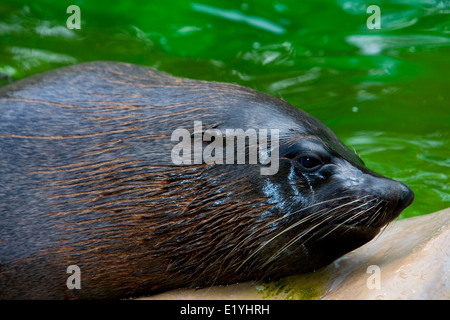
[395,182,415,213]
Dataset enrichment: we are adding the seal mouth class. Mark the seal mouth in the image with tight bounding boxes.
[320,223,381,242]
[332,223,379,235]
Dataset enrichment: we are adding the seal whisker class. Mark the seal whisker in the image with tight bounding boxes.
[366,200,387,226]
[230,197,356,270]
[232,209,324,271]
[223,196,351,270]
[234,207,332,271]
[260,215,334,268]
[239,196,367,270]
[339,197,380,222]
[324,204,379,239]
[259,196,379,267]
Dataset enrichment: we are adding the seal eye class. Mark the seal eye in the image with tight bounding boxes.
[298,155,322,171]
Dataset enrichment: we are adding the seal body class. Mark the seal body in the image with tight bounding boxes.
[0,62,414,299]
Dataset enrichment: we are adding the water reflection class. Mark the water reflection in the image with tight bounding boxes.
[347,35,450,55]
[9,47,77,71]
[191,2,286,34]
[34,21,78,39]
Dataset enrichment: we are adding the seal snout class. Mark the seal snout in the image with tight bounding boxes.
[365,174,415,224]
[382,178,415,218]
[394,182,414,215]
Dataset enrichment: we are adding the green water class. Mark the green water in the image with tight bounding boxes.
[1,0,449,218]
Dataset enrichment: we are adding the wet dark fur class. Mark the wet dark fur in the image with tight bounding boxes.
[0,62,413,299]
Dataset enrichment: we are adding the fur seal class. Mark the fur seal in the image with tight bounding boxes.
[0,61,414,299]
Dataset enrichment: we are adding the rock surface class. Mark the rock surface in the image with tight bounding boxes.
[141,207,449,300]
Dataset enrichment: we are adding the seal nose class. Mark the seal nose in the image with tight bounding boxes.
[394,182,414,214]
[361,172,414,221]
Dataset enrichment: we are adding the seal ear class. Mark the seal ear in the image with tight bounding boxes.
[189,123,222,138]
[189,123,227,148]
